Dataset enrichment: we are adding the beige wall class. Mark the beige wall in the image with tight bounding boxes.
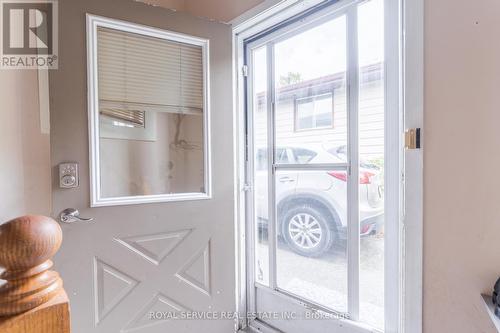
[424,0,500,332]
[0,71,51,223]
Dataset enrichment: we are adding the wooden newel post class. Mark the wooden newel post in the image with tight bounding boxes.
[0,215,70,333]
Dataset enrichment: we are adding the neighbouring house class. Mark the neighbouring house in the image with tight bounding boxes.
[253,62,384,161]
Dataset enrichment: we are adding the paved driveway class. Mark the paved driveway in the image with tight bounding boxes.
[256,232,385,330]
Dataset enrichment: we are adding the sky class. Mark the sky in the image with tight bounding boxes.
[253,0,384,93]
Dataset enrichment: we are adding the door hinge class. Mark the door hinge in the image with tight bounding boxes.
[242,65,248,77]
[404,128,421,149]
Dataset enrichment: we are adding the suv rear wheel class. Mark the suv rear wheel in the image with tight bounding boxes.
[281,204,334,257]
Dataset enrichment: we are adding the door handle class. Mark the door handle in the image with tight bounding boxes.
[59,208,94,224]
[279,176,295,183]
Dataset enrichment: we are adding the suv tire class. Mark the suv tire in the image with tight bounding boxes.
[281,204,334,257]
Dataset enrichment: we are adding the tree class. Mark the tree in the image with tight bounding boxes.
[279,72,303,86]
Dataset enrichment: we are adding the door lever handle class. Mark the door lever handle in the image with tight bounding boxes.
[59,208,94,223]
[279,176,295,183]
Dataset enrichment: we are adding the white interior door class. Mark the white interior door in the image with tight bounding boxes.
[49,2,235,333]
[245,0,398,332]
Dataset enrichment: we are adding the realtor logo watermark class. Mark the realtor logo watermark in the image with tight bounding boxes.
[0,0,58,69]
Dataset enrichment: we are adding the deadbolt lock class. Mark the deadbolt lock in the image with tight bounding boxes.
[59,162,79,188]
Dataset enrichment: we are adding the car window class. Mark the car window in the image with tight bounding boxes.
[291,148,317,164]
[256,148,290,169]
[276,148,289,164]
[256,149,267,171]
[328,146,347,162]
[327,145,380,170]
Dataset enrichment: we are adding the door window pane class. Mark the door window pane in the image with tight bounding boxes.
[91,23,209,205]
[276,169,348,313]
[274,15,347,164]
[274,14,349,313]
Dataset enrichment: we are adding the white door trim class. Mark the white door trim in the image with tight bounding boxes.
[400,0,424,331]
[384,0,403,331]
[232,0,423,331]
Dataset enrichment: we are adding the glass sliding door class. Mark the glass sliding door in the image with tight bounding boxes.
[245,0,392,332]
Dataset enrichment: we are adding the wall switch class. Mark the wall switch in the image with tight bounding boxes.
[59,162,79,189]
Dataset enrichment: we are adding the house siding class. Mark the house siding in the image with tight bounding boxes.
[252,67,384,160]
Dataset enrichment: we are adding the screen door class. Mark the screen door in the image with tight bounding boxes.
[244,0,395,332]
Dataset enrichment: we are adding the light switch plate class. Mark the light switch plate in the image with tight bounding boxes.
[59,162,79,188]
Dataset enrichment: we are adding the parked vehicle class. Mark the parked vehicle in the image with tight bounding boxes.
[255,145,384,257]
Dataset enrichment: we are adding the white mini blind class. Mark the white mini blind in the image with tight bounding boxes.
[97,27,204,116]
[100,108,145,127]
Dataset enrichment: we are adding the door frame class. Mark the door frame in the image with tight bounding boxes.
[243,2,368,330]
[232,0,423,332]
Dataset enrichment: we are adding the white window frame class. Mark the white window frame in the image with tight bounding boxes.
[86,14,212,207]
[232,0,423,332]
[294,92,335,132]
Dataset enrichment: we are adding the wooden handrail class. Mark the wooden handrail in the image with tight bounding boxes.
[0,215,70,333]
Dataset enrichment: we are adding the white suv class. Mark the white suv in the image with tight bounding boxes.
[255,145,384,257]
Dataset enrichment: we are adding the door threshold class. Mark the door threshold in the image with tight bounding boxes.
[239,320,282,333]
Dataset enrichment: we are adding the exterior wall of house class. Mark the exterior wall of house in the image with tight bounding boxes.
[254,79,384,161]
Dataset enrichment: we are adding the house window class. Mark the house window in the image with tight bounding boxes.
[294,92,333,131]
